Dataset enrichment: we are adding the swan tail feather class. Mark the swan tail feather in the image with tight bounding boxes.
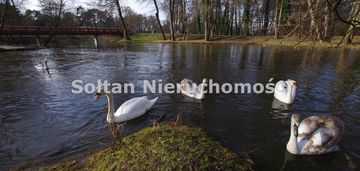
[146,97,158,110]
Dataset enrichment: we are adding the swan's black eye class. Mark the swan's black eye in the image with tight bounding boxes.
[96,92,101,96]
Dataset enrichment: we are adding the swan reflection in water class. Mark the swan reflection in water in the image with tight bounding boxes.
[279,149,358,171]
[271,99,291,123]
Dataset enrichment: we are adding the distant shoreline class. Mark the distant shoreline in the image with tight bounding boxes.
[111,33,360,49]
[1,34,359,50]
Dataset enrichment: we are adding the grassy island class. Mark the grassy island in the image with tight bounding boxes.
[38,123,255,171]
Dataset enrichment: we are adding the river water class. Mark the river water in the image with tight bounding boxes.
[0,43,359,170]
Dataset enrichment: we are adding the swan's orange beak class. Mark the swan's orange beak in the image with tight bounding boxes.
[95,93,101,100]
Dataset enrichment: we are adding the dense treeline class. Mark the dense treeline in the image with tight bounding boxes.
[161,0,359,43]
[0,0,359,43]
[0,0,160,33]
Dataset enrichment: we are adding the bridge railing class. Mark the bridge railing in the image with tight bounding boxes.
[0,26,130,36]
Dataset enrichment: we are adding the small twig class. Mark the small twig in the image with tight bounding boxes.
[293,32,311,47]
[335,28,354,47]
[246,146,260,154]
[311,35,317,50]
[175,114,181,125]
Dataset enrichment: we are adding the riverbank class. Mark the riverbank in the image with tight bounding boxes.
[120,33,360,49]
[31,123,254,170]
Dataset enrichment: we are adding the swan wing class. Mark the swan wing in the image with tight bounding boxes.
[113,96,151,122]
[181,79,193,85]
[116,96,148,115]
[298,117,321,136]
[35,64,43,69]
[299,127,337,154]
[180,82,196,94]
[298,116,341,137]
[180,82,196,93]
[309,127,334,146]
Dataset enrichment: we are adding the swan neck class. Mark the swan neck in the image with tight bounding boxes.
[286,84,292,98]
[45,61,49,69]
[198,83,206,99]
[287,123,299,154]
[286,83,296,103]
[106,93,115,122]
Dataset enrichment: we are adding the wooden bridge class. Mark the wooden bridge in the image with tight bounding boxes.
[0,26,129,36]
[0,26,130,47]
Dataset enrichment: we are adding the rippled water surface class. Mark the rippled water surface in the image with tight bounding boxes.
[0,43,359,170]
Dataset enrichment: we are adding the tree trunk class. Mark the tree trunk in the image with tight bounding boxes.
[0,0,9,35]
[243,0,250,36]
[219,0,229,35]
[275,0,284,39]
[181,0,187,40]
[153,0,166,40]
[344,1,359,44]
[115,0,130,40]
[274,0,279,39]
[229,1,234,35]
[168,0,175,41]
[209,0,214,38]
[237,2,242,35]
[307,0,325,42]
[194,0,201,34]
[204,0,210,41]
[234,1,238,35]
[323,1,334,42]
[262,0,270,35]
[277,0,284,36]
[214,0,220,34]
[297,0,302,38]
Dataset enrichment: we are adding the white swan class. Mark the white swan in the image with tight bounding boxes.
[35,59,49,70]
[274,79,297,104]
[179,78,207,100]
[95,87,158,123]
[287,114,344,155]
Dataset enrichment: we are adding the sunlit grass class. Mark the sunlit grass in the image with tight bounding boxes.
[120,33,360,48]
[130,33,167,42]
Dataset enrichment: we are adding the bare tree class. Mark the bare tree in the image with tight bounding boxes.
[324,0,335,41]
[114,0,130,40]
[274,0,281,39]
[194,0,201,34]
[153,0,166,40]
[180,0,187,40]
[342,0,360,44]
[243,0,250,36]
[168,0,175,40]
[204,0,210,41]
[41,0,65,46]
[262,0,270,35]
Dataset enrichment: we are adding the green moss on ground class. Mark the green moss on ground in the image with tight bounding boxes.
[39,123,255,171]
